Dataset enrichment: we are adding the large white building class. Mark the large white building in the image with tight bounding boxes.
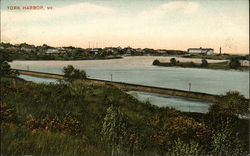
[187,47,214,55]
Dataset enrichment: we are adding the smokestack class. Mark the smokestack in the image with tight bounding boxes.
[219,47,221,54]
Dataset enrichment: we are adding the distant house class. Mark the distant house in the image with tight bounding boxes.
[136,48,143,52]
[46,48,60,54]
[7,46,18,50]
[240,60,249,67]
[104,47,115,53]
[90,48,99,55]
[21,47,35,52]
[187,47,214,55]
[157,49,167,54]
[124,47,133,54]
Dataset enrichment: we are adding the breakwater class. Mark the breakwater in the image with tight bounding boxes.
[15,69,219,102]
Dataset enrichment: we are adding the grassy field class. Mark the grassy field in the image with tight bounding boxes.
[1,77,249,155]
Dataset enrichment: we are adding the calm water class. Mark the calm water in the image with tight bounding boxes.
[10,56,249,113]
[128,91,212,113]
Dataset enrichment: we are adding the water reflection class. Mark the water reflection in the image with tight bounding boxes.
[128,91,212,113]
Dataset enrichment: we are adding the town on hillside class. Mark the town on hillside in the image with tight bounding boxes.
[1,42,249,63]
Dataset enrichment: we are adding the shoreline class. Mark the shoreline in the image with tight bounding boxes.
[11,56,124,61]
[153,61,249,72]
[154,64,249,72]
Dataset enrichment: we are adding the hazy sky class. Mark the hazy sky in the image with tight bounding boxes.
[1,0,249,54]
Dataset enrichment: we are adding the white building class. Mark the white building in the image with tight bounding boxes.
[46,48,60,54]
[90,48,99,55]
[240,60,249,67]
[187,47,214,55]
[21,47,35,52]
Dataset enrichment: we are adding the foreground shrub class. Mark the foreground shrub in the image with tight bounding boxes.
[61,112,81,135]
[0,103,16,124]
[166,139,204,156]
[209,91,248,116]
[26,113,81,135]
[209,118,247,156]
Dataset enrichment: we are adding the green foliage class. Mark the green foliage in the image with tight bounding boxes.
[62,65,87,82]
[209,118,247,156]
[170,58,177,65]
[189,61,196,67]
[0,103,17,124]
[201,59,208,67]
[101,105,128,156]
[152,59,160,65]
[209,91,248,116]
[166,139,204,156]
[1,79,249,155]
[229,57,241,69]
[1,124,106,156]
[0,50,19,77]
[0,49,13,62]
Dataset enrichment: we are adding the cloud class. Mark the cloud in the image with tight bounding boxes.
[159,1,200,13]
[139,1,200,19]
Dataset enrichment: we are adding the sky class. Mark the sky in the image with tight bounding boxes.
[0,0,249,54]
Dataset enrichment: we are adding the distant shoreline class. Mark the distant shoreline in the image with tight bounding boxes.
[11,56,124,61]
[152,60,249,71]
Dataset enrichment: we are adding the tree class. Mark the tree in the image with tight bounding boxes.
[201,59,208,67]
[62,65,87,82]
[170,58,177,65]
[0,50,19,78]
[101,105,128,156]
[152,59,160,65]
[229,58,241,69]
[209,91,248,116]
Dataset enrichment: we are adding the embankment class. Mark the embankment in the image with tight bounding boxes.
[15,69,220,102]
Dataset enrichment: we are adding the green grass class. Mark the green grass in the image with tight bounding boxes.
[1,124,106,156]
[1,79,249,155]
[1,76,27,86]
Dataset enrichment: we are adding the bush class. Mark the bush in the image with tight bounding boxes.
[0,103,16,124]
[209,118,247,156]
[166,139,204,156]
[170,58,177,65]
[152,59,160,65]
[229,58,241,69]
[201,59,208,67]
[27,113,82,135]
[209,91,248,116]
[63,65,87,82]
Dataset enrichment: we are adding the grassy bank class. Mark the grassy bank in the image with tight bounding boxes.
[153,60,248,71]
[1,77,249,155]
[181,54,249,60]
